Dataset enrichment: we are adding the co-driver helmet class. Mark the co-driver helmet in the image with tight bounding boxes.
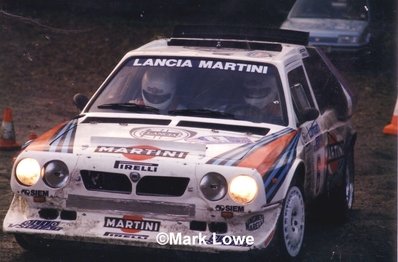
[243,76,277,109]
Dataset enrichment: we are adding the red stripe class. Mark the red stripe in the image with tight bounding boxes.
[27,122,67,151]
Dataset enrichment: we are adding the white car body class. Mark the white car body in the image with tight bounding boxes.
[3,26,356,258]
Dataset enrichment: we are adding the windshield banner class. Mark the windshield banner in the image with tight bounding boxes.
[132,58,269,74]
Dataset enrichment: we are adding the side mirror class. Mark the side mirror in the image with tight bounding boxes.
[299,108,319,125]
[73,93,89,111]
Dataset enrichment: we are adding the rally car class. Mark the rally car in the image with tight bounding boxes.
[3,25,356,259]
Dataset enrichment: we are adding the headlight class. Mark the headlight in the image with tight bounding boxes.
[200,172,227,201]
[338,35,359,44]
[229,175,258,204]
[15,158,41,186]
[42,160,69,188]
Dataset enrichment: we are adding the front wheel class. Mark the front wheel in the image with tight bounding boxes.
[269,184,305,259]
[14,234,54,251]
[282,186,305,257]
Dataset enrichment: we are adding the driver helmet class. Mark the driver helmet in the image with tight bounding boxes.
[243,76,277,109]
[141,70,176,110]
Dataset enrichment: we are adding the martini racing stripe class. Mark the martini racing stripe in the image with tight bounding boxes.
[49,119,78,153]
[26,121,73,152]
[206,128,294,166]
[237,130,297,175]
[238,128,294,160]
[263,132,300,202]
[234,128,296,167]
[210,143,254,166]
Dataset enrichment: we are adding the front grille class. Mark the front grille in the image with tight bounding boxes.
[80,170,132,194]
[136,176,190,197]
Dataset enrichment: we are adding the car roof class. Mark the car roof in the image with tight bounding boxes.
[125,25,310,64]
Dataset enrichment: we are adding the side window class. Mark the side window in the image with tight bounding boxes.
[303,48,348,117]
[287,66,315,122]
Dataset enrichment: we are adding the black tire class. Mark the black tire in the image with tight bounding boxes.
[14,234,54,251]
[328,146,355,223]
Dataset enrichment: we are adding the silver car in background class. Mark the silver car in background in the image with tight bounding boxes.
[281,0,378,57]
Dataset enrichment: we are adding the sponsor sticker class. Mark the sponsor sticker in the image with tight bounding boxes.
[9,220,62,231]
[20,189,49,197]
[95,145,188,160]
[130,127,196,141]
[132,58,269,74]
[114,161,158,172]
[327,142,344,162]
[215,205,244,213]
[307,122,320,139]
[245,214,264,231]
[327,142,344,174]
[302,121,320,144]
[104,216,161,233]
[104,232,149,240]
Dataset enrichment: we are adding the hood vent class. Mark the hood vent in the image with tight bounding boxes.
[177,121,269,136]
[82,117,171,125]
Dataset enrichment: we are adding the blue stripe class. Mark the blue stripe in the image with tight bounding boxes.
[227,129,293,166]
[49,121,73,152]
[210,143,253,165]
[60,120,77,153]
[207,128,294,166]
[230,128,293,166]
[67,124,77,153]
[49,120,77,153]
[264,133,300,202]
[263,134,298,187]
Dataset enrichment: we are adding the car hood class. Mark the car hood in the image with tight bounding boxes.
[25,116,299,168]
[281,18,368,37]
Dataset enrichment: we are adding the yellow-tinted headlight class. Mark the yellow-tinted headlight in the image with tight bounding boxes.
[229,175,258,204]
[15,158,41,186]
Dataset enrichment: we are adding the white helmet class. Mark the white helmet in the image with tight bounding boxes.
[244,76,277,109]
[141,70,176,110]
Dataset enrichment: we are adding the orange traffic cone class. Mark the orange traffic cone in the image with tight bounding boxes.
[0,107,20,150]
[27,131,38,141]
[383,98,398,136]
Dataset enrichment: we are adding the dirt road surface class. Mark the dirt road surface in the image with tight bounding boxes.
[0,7,396,262]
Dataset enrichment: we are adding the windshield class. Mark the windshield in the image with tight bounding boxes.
[88,57,287,125]
[290,0,369,20]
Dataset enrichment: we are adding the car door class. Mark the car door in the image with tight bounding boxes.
[302,47,354,195]
[287,64,327,199]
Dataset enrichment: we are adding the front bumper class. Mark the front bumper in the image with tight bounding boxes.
[3,195,281,253]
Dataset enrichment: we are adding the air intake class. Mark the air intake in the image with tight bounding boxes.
[136,176,190,197]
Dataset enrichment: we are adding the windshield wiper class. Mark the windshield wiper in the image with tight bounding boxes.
[97,103,159,113]
[168,109,235,119]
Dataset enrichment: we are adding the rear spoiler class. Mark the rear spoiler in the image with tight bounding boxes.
[169,25,309,46]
